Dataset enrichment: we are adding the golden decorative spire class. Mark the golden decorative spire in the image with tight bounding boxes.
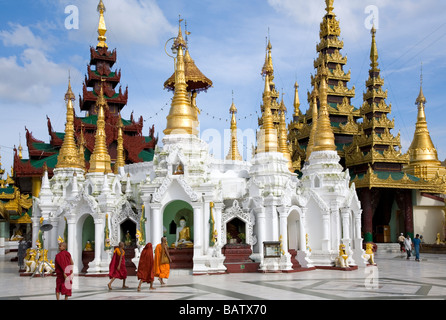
[97,0,108,48]
[278,97,293,171]
[306,86,319,160]
[370,26,379,72]
[56,78,83,169]
[262,40,274,77]
[325,0,334,14]
[164,20,198,136]
[313,68,336,152]
[78,123,86,170]
[406,71,442,178]
[293,82,301,118]
[89,84,112,173]
[226,96,242,161]
[115,114,125,173]
[257,74,278,154]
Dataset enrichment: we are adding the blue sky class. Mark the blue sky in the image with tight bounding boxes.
[0,0,446,173]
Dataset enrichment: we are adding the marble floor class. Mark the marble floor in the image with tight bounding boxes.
[1,251,446,301]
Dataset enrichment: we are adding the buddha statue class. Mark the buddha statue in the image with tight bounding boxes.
[84,241,93,251]
[172,217,193,248]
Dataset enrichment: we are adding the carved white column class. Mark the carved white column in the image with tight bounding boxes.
[213,202,224,248]
[255,207,266,257]
[321,213,330,252]
[66,214,78,273]
[192,202,203,256]
[150,203,162,248]
[278,206,289,253]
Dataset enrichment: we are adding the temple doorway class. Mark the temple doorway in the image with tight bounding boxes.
[163,200,194,269]
[81,215,95,273]
[226,218,246,244]
[119,219,137,275]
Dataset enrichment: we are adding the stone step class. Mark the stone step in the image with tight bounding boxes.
[375,243,401,253]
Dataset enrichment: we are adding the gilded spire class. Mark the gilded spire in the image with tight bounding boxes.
[97,0,108,48]
[325,0,334,15]
[89,84,112,173]
[278,97,293,171]
[115,114,125,173]
[226,96,242,161]
[78,123,86,170]
[370,26,379,72]
[257,74,278,154]
[306,86,319,161]
[313,69,336,152]
[407,72,441,173]
[293,82,301,118]
[262,40,274,77]
[164,19,198,136]
[56,78,83,169]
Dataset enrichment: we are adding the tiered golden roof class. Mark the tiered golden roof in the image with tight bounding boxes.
[345,27,408,171]
[288,0,360,167]
[56,79,84,170]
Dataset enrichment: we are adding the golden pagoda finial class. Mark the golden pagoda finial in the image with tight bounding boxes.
[416,63,427,105]
[89,84,112,173]
[262,38,274,77]
[306,86,319,160]
[293,82,301,118]
[97,0,108,48]
[56,77,83,169]
[78,123,86,170]
[257,74,278,154]
[278,96,293,171]
[115,113,125,173]
[164,19,198,136]
[313,68,336,152]
[370,25,379,72]
[226,94,242,161]
[325,0,335,14]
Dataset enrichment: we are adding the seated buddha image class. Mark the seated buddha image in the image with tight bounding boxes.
[172,217,193,248]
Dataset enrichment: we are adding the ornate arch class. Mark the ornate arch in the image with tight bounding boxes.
[221,200,256,246]
[110,199,139,246]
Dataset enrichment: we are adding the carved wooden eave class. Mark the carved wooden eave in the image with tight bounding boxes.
[351,168,446,193]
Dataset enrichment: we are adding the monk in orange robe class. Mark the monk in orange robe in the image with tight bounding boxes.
[154,237,172,285]
[108,242,128,290]
[137,243,155,291]
[55,242,73,300]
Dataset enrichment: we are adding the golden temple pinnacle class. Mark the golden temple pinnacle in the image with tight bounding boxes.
[293,82,301,118]
[257,74,278,154]
[56,78,83,170]
[226,98,242,161]
[278,98,293,171]
[164,21,199,136]
[115,114,125,173]
[306,86,319,161]
[97,0,108,48]
[370,26,379,72]
[313,69,336,152]
[405,72,444,180]
[89,85,112,174]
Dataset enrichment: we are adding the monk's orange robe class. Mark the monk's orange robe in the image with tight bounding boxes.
[154,243,170,279]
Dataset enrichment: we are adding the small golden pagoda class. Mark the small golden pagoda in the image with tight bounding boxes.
[403,73,446,182]
[226,99,243,161]
[164,21,200,136]
[55,78,84,170]
[88,85,112,174]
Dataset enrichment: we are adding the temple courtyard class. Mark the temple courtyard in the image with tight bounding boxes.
[1,251,446,301]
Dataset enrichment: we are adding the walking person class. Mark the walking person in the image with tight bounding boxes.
[398,233,405,253]
[154,237,172,286]
[413,234,422,262]
[55,242,74,300]
[108,241,128,290]
[404,234,412,260]
[137,243,155,291]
